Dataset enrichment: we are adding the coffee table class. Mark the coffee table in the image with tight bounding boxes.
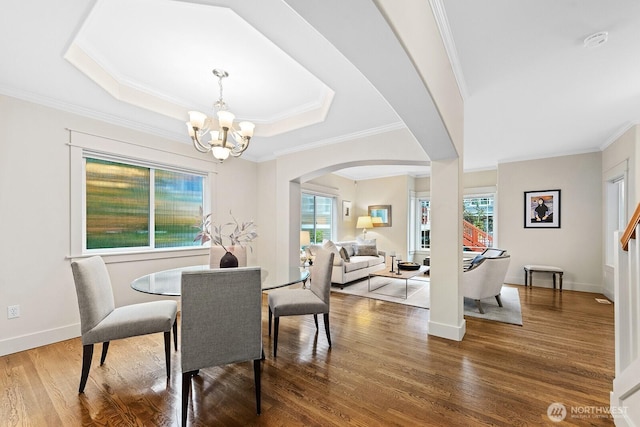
[368,266,429,299]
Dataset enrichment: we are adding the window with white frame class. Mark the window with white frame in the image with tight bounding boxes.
[463,195,494,250]
[418,199,431,250]
[84,155,206,252]
[606,176,626,265]
[412,192,495,251]
[301,192,334,244]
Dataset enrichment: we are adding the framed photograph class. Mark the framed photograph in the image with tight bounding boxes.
[368,204,392,227]
[342,200,352,221]
[524,189,561,228]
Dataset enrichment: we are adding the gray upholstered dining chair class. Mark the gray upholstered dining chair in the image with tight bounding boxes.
[180,267,263,426]
[70,256,178,393]
[268,248,334,357]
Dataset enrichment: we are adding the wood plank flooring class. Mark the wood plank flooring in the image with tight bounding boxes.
[1,285,614,426]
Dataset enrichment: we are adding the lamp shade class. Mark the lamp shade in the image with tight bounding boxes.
[356,216,374,229]
[371,216,383,226]
[300,230,311,247]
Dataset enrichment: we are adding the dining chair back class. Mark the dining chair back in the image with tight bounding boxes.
[70,256,177,393]
[310,249,333,306]
[180,267,262,426]
[267,248,334,357]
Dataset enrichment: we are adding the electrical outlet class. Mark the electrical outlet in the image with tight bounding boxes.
[7,305,20,319]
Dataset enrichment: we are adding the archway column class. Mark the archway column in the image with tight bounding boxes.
[428,156,465,340]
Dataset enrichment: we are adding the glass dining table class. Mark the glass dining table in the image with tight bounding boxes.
[131,265,309,296]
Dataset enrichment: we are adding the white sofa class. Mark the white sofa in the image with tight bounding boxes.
[306,239,386,288]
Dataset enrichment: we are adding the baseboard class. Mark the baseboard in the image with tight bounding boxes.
[0,323,80,357]
[428,318,466,341]
[504,275,605,294]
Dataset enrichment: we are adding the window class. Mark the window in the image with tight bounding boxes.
[84,156,205,251]
[606,176,626,265]
[419,199,431,249]
[301,193,334,244]
[463,196,494,250]
[413,194,495,251]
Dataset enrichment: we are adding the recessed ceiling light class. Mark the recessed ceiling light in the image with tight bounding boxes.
[583,31,608,48]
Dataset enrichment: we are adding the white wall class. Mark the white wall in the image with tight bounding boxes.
[0,95,258,356]
[498,152,603,292]
[355,175,411,260]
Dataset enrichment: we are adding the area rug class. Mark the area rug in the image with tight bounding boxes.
[463,286,523,326]
[331,277,523,326]
[331,275,430,309]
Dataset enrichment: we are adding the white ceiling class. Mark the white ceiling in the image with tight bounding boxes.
[1,0,638,180]
[441,0,640,169]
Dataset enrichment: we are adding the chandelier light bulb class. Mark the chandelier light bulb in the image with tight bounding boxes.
[212,146,230,160]
[239,121,255,137]
[217,110,235,129]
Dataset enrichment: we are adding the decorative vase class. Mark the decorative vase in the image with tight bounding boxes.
[219,251,239,268]
[209,245,247,268]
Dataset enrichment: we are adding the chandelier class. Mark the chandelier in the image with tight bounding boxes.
[186,69,255,162]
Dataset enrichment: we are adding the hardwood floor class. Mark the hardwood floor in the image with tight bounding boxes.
[1,285,614,426]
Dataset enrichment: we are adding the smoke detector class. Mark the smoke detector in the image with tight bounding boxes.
[583,31,608,48]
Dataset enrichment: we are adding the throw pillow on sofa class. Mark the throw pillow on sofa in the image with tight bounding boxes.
[354,237,378,257]
[356,237,376,247]
[344,244,355,257]
[354,244,378,256]
[323,240,344,265]
[339,246,350,262]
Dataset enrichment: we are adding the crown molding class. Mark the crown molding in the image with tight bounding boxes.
[600,121,640,152]
[270,121,406,159]
[429,0,468,100]
[0,85,187,143]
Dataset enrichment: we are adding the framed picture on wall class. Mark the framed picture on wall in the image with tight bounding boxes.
[368,204,392,227]
[524,189,561,228]
[342,200,352,221]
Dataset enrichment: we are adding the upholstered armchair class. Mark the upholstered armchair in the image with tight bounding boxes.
[462,255,511,313]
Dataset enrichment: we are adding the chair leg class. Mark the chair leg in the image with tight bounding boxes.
[79,344,94,393]
[164,331,171,379]
[253,359,261,415]
[173,319,178,351]
[495,294,503,307]
[323,313,332,348]
[268,307,272,336]
[100,342,110,365]
[474,300,485,314]
[313,314,319,330]
[182,371,194,427]
[273,317,279,357]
